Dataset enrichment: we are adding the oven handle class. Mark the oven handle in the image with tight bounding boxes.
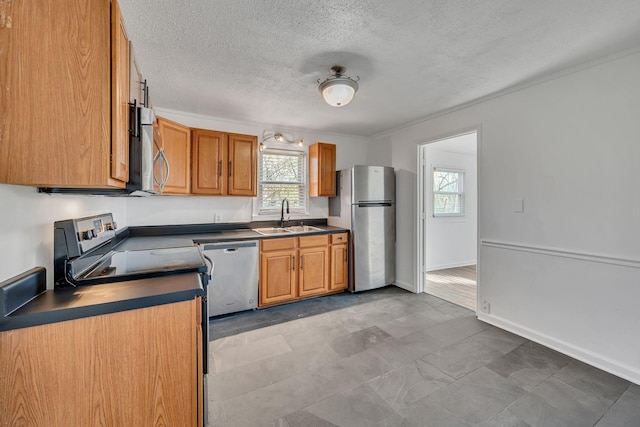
[202,254,213,280]
[199,271,210,376]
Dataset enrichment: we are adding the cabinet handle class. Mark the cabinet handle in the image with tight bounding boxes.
[292,255,295,271]
[300,255,304,270]
[344,251,347,262]
[219,160,222,176]
[229,161,232,177]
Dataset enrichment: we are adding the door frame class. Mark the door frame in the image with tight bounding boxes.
[416,126,482,311]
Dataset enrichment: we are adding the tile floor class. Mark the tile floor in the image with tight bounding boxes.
[207,287,640,427]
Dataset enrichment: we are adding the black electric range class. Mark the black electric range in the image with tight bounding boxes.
[52,213,211,382]
[54,213,208,287]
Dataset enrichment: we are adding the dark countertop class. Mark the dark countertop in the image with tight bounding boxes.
[0,273,203,332]
[116,224,349,251]
[0,220,349,332]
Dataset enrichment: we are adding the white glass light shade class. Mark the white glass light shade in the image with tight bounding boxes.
[319,77,359,107]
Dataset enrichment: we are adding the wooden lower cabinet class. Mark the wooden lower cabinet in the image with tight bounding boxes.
[259,233,346,307]
[330,232,349,291]
[299,246,329,297]
[260,248,297,305]
[0,298,203,427]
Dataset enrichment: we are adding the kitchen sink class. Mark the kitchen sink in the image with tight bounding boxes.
[285,225,322,233]
[253,225,323,235]
[254,227,293,235]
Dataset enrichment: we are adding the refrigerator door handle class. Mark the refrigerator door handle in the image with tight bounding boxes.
[357,202,392,207]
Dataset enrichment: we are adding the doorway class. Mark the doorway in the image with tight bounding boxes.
[417,131,478,311]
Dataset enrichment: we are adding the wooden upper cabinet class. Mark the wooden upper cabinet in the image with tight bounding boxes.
[309,142,336,197]
[190,129,257,196]
[111,0,130,183]
[228,133,258,196]
[191,129,227,195]
[0,0,129,188]
[157,117,191,194]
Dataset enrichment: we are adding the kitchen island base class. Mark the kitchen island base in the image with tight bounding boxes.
[0,298,203,427]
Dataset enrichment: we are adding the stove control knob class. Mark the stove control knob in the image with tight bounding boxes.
[91,229,97,238]
[81,230,93,241]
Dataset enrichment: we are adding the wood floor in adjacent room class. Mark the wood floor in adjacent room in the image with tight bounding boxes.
[425,265,477,311]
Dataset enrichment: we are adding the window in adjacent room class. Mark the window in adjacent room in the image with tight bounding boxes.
[432,168,465,217]
[257,149,307,215]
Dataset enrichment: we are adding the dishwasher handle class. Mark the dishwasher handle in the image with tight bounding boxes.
[202,241,257,251]
[224,248,238,253]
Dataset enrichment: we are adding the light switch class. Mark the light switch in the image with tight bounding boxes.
[513,198,524,213]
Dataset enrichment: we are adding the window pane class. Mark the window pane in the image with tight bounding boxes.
[260,153,302,182]
[433,171,460,192]
[433,193,462,215]
[259,183,304,210]
[432,168,465,216]
[258,149,307,214]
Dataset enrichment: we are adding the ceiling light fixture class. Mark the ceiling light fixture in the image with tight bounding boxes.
[260,131,304,151]
[317,65,360,107]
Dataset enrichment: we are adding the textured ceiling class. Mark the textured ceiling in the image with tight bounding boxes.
[118,0,640,137]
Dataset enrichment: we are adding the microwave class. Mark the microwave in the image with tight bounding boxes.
[127,105,169,195]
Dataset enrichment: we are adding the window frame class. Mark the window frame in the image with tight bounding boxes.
[432,167,465,217]
[256,148,308,216]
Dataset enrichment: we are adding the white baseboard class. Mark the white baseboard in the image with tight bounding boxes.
[426,260,476,272]
[477,312,640,386]
[394,280,417,293]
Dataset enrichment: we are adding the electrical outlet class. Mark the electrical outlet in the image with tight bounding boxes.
[481,300,491,314]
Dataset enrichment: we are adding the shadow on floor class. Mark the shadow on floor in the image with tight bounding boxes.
[209,286,410,341]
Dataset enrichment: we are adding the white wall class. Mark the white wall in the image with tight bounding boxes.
[424,145,477,270]
[0,185,127,288]
[369,50,640,384]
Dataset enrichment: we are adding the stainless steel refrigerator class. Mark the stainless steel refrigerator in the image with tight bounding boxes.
[328,165,396,292]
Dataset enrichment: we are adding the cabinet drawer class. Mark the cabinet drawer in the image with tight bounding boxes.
[298,234,329,248]
[331,233,348,244]
[261,238,296,251]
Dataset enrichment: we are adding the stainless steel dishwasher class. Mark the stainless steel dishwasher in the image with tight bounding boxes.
[201,241,259,317]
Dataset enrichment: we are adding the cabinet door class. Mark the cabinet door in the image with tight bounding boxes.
[309,143,336,197]
[330,243,348,291]
[228,133,258,196]
[157,117,191,194]
[191,129,227,195]
[0,299,200,426]
[260,249,297,306]
[319,144,336,196]
[298,246,329,297]
[110,0,130,183]
[0,0,113,187]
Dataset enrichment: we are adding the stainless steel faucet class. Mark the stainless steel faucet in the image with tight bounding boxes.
[280,198,290,228]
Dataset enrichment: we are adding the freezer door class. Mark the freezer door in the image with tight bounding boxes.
[352,165,395,204]
[351,204,396,291]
